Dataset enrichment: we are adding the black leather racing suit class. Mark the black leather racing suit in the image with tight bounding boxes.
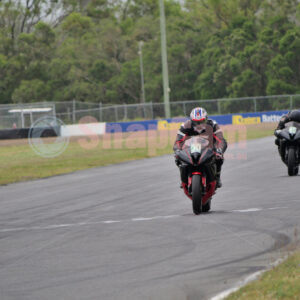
[173,119,227,187]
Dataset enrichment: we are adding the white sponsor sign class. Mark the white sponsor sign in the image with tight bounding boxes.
[262,114,283,123]
[61,123,106,137]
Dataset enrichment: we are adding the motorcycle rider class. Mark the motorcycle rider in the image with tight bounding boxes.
[173,107,227,189]
[275,109,300,161]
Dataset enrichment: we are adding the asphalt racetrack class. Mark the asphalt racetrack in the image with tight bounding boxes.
[0,137,299,300]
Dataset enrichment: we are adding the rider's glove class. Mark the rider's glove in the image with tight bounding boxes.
[215,148,223,160]
[174,151,181,166]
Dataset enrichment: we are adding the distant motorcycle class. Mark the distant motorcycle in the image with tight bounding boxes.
[176,136,217,215]
[275,121,300,176]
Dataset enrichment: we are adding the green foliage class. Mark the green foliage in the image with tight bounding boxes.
[61,12,93,36]
[12,79,49,103]
[1,0,300,106]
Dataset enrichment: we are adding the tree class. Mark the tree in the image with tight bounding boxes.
[12,79,49,103]
[1,0,300,106]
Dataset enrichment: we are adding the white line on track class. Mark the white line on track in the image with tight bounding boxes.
[132,217,161,221]
[210,256,288,300]
[267,206,289,210]
[102,220,121,224]
[0,215,181,233]
[231,206,288,213]
[210,271,263,300]
[132,215,179,222]
[231,208,262,213]
[0,207,288,233]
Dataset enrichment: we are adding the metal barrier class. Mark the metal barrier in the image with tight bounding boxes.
[1,95,300,129]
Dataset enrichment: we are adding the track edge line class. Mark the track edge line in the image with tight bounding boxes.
[209,256,288,300]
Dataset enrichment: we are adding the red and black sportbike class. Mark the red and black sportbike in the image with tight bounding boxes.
[176,136,217,215]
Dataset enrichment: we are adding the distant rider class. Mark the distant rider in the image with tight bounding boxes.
[275,109,300,161]
[173,107,227,189]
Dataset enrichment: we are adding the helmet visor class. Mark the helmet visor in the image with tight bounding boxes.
[193,119,206,125]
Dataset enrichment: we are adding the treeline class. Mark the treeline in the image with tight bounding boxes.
[0,0,300,105]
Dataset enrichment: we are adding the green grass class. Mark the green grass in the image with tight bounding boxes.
[245,126,275,140]
[226,252,300,300]
[0,124,275,185]
[0,140,171,185]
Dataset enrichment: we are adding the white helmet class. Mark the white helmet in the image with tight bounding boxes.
[190,107,208,123]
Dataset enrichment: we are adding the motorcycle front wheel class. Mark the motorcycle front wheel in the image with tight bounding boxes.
[192,175,202,215]
[288,147,298,176]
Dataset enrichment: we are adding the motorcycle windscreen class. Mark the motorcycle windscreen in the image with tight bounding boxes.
[180,127,214,165]
[181,137,214,165]
[183,136,210,149]
[285,121,300,130]
[182,125,214,150]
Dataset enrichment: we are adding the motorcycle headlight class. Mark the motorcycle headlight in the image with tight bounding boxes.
[289,126,297,136]
[191,143,202,154]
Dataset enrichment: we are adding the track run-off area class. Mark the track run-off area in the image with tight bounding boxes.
[0,136,299,300]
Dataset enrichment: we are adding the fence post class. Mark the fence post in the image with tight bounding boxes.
[72,99,76,124]
[143,103,147,119]
[254,98,257,112]
[290,95,293,110]
[124,103,128,120]
[53,103,57,125]
[30,112,33,126]
[21,111,25,128]
[99,102,102,122]
[115,106,118,122]
[150,101,154,119]
[183,102,187,116]
[217,100,221,115]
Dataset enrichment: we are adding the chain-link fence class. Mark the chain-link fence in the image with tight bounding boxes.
[0,102,56,129]
[1,95,300,129]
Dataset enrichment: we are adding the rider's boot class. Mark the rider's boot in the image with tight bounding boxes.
[216,172,222,188]
[215,160,223,189]
[179,166,188,189]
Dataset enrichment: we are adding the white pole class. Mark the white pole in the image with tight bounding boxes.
[138,41,146,104]
[159,0,171,119]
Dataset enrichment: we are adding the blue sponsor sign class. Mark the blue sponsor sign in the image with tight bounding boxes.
[105,110,288,133]
[231,110,288,125]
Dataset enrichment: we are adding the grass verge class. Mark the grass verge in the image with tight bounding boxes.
[0,123,275,185]
[226,251,300,300]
